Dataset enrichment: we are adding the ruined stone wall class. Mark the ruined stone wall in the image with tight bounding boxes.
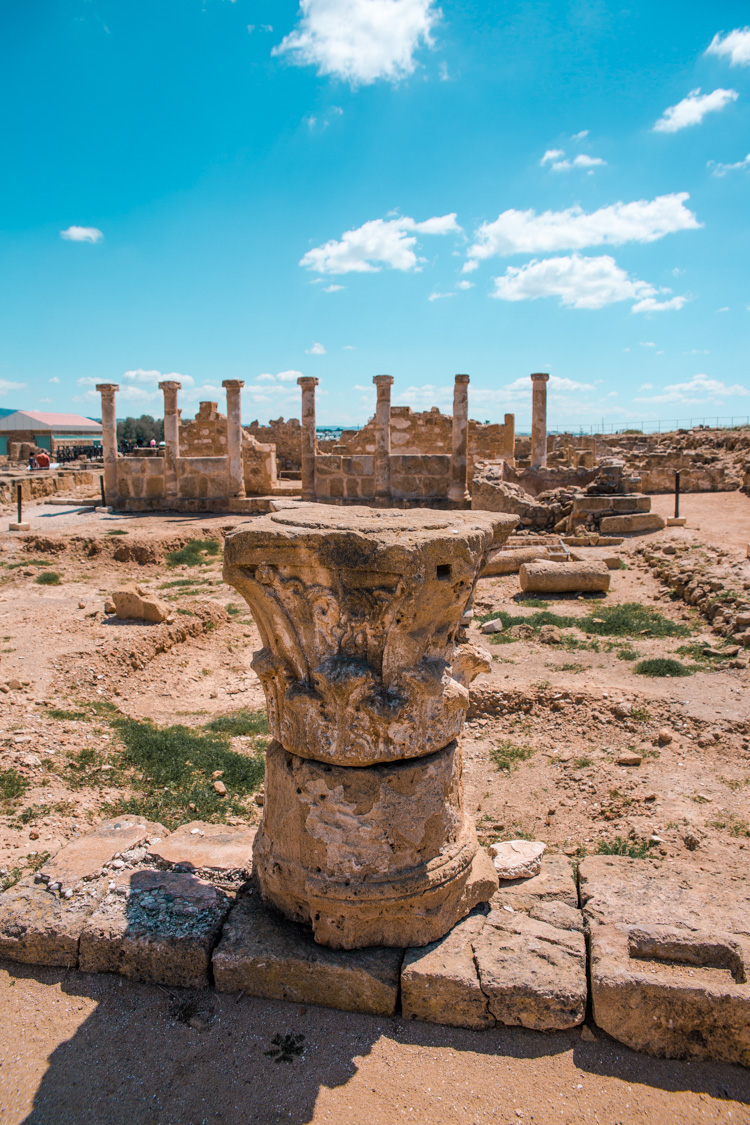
[313,452,451,502]
[115,456,166,501]
[246,417,302,472]
[390,454,451,500]
[176,456,229,500]
[313,454,375,500]
[180,403,227,457]
[0,468,97,508]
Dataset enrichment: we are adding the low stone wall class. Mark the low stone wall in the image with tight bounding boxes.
[390,454,450,500]
[115,456,166,501]
[176,456,229,500]
[0,469,98,509]
[313,454,375,500]
[246,416,302,472]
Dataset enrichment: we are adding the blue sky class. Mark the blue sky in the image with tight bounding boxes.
[1,0,749,430]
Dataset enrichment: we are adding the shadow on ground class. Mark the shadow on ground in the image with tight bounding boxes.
[4,962,747,1125]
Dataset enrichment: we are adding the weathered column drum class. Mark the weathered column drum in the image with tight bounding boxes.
[224,505,516,948]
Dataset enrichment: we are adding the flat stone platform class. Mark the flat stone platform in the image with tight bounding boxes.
[1,820,748,1067]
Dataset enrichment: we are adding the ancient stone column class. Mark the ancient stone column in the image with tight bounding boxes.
[222,380,246,499]
[224,504,518,950]
[95,383,119,504]
[530,372,550,468]
[504,412,516,466]
[297,377,319,502]
[448,374,470,504]
[159,380,181,499]
[372,374,393,504]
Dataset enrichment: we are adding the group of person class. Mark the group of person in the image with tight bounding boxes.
[28,450,51,470]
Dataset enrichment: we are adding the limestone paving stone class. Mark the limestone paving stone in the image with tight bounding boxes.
[79,869,232,989]
[401,855,586,1031]
[148,821,256,883]
[599,512,666,534]
[489,839,546,880]
[0,819,164,968]
[580,856,750,1065]
[212,890,402,1017]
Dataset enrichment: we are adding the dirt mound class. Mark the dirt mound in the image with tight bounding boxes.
[21,532,226,566]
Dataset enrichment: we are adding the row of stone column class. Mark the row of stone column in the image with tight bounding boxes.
[95,379,248,502]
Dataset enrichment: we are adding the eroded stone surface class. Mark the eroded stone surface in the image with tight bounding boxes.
[223,505,515,767]
[113,587,170,623]
[519,560,610,594]
[79,869,232,988]
[148,821,256,879]
[401,855,586,1031]
[490,839,545,880]
[213,890,402,1016]
[253,739,498,949]
[580,856,750,1065]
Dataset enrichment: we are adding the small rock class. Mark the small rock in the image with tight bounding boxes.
[7,680,24,691]
[113,588,169,624]
[643,793,657,803]
[509,623,534,640]
[612,703,630,719]
[213,780,227,796]
[580,1025,597,1042]
[111,858,125,870]
[29,830,40,840]
[211,770,224,780]
[538,624,563,645]
[78,601,86,609]
[481,619,504,635]
[657,728,673,745]
[683,833,700,851]
[489,839,546,880]
[103,600,116,615]
[254,790,264,806]
[616,752,642,767]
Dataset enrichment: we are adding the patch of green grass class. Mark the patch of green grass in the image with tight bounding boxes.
[574,757,592,768]
[35,571,62,586]
[176,608,195,616]
[634,658,694,678]
[514,596,550,609]
[166,539,222,568]
[104,714,266,829]
[159,577,212,589]
[677,643,733,663]
[629,706,652,722]
[1,867,23,892]
[596,836,653,859]
[616,646,639,662]
[558,662,585,673]
[205,709,269,738]
[48,708,89,722]
[491,740,535,772]
[478,601,687,642]
[64,747,126,790]
[489,633,517,645]
[105,529,128,535]
[0,770,29,803]
[225,603,243,617]
[7,558,53,569]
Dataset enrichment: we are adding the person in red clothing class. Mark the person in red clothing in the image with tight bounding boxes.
[35,449,51,469]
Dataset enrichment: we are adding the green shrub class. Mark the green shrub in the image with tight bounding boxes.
[596,836,653,859]
[491,740,535,772]
[0,770,29,802]
[35,571,61,586]
[205,709,269,737]
[478,602,687,641]
[634,658,694,678]
[166,539,222,568]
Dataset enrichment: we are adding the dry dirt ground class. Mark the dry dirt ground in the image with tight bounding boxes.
[0,494,749,1124]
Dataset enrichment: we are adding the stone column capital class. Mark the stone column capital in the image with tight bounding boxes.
[297,376,319,389]
[222,379,245,391]
[454,373,470,386]
[530,372,550,383]
[158,380,182,393]
[373,374,394,387]
[96,383,119,394]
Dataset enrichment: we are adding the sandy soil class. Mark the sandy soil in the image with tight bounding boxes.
[0,494,749,1124]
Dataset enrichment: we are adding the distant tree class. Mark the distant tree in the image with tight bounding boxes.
[117,415,164,445]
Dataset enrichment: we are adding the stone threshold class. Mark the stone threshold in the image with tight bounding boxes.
[0,820,748,1066]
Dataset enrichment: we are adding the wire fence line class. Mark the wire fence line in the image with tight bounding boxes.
[318,417,750,440]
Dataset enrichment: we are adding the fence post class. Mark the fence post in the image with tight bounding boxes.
[674,471,680,519]
[17,484,22,525]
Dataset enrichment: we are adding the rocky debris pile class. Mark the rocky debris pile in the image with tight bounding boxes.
[585,459,643,496]
[638,543,750,652]
[471,465,577,530]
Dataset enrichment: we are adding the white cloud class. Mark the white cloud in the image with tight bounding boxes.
[490,253,687,313]
[323,283,344,292]
[550,154,606,172]
[256,373,276,383]
[708,152,750,176]
[49,376,60,383]
[464,193,699,267]
[428,290,454,300]
[635,374,749,405]
[456,279,473,290]
[122,368,195,387]
[438,60,449,81]
[540,148,565,165]
[706,27,750,66]
[572,129,589,140]
[653,88,738,133]
[60,226,103,243]
[306,342,327,354]
[639,383,654,391]
[301,213,461,274]
[0,378,25,395]
[342,344,356,350]
[277,369,303,382]
[272,0,439,86]
[640,341,656,347]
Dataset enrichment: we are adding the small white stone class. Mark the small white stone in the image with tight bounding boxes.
[489,839,546,880]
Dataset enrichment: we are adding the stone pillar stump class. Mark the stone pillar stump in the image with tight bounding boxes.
[224,504,518,949]
[530,373,549,468]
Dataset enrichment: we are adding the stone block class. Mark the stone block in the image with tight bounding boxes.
[79,869,232,988]
[213,890,402,1016]
[519,560,610,594]
[402,856,586,1031]
[113,587,169,623]
[580,856,750,1064]
[8,522,31,531]
[40,818,164,888]
[667,517,687,527]
[0,879,107,968]
[599,513,666,534]
[148,821,256,878]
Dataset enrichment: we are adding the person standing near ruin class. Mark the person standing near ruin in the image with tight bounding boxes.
[36,449,50,470]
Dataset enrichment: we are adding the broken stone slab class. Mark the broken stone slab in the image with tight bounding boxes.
[472,908,587,1031]
[519,559,610,594]
[0,820,164,968]
[480,618,505,635]
[213,889,402,1016]
[599,513,666,535]
[580,855,750,1065]
[489,839,545,880]
[401,855,586,1031]
[79,869,232,989]
[480,546,551,577]
[148,821,256,882]
[112,586,170,623]
[401,909,494,1029]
